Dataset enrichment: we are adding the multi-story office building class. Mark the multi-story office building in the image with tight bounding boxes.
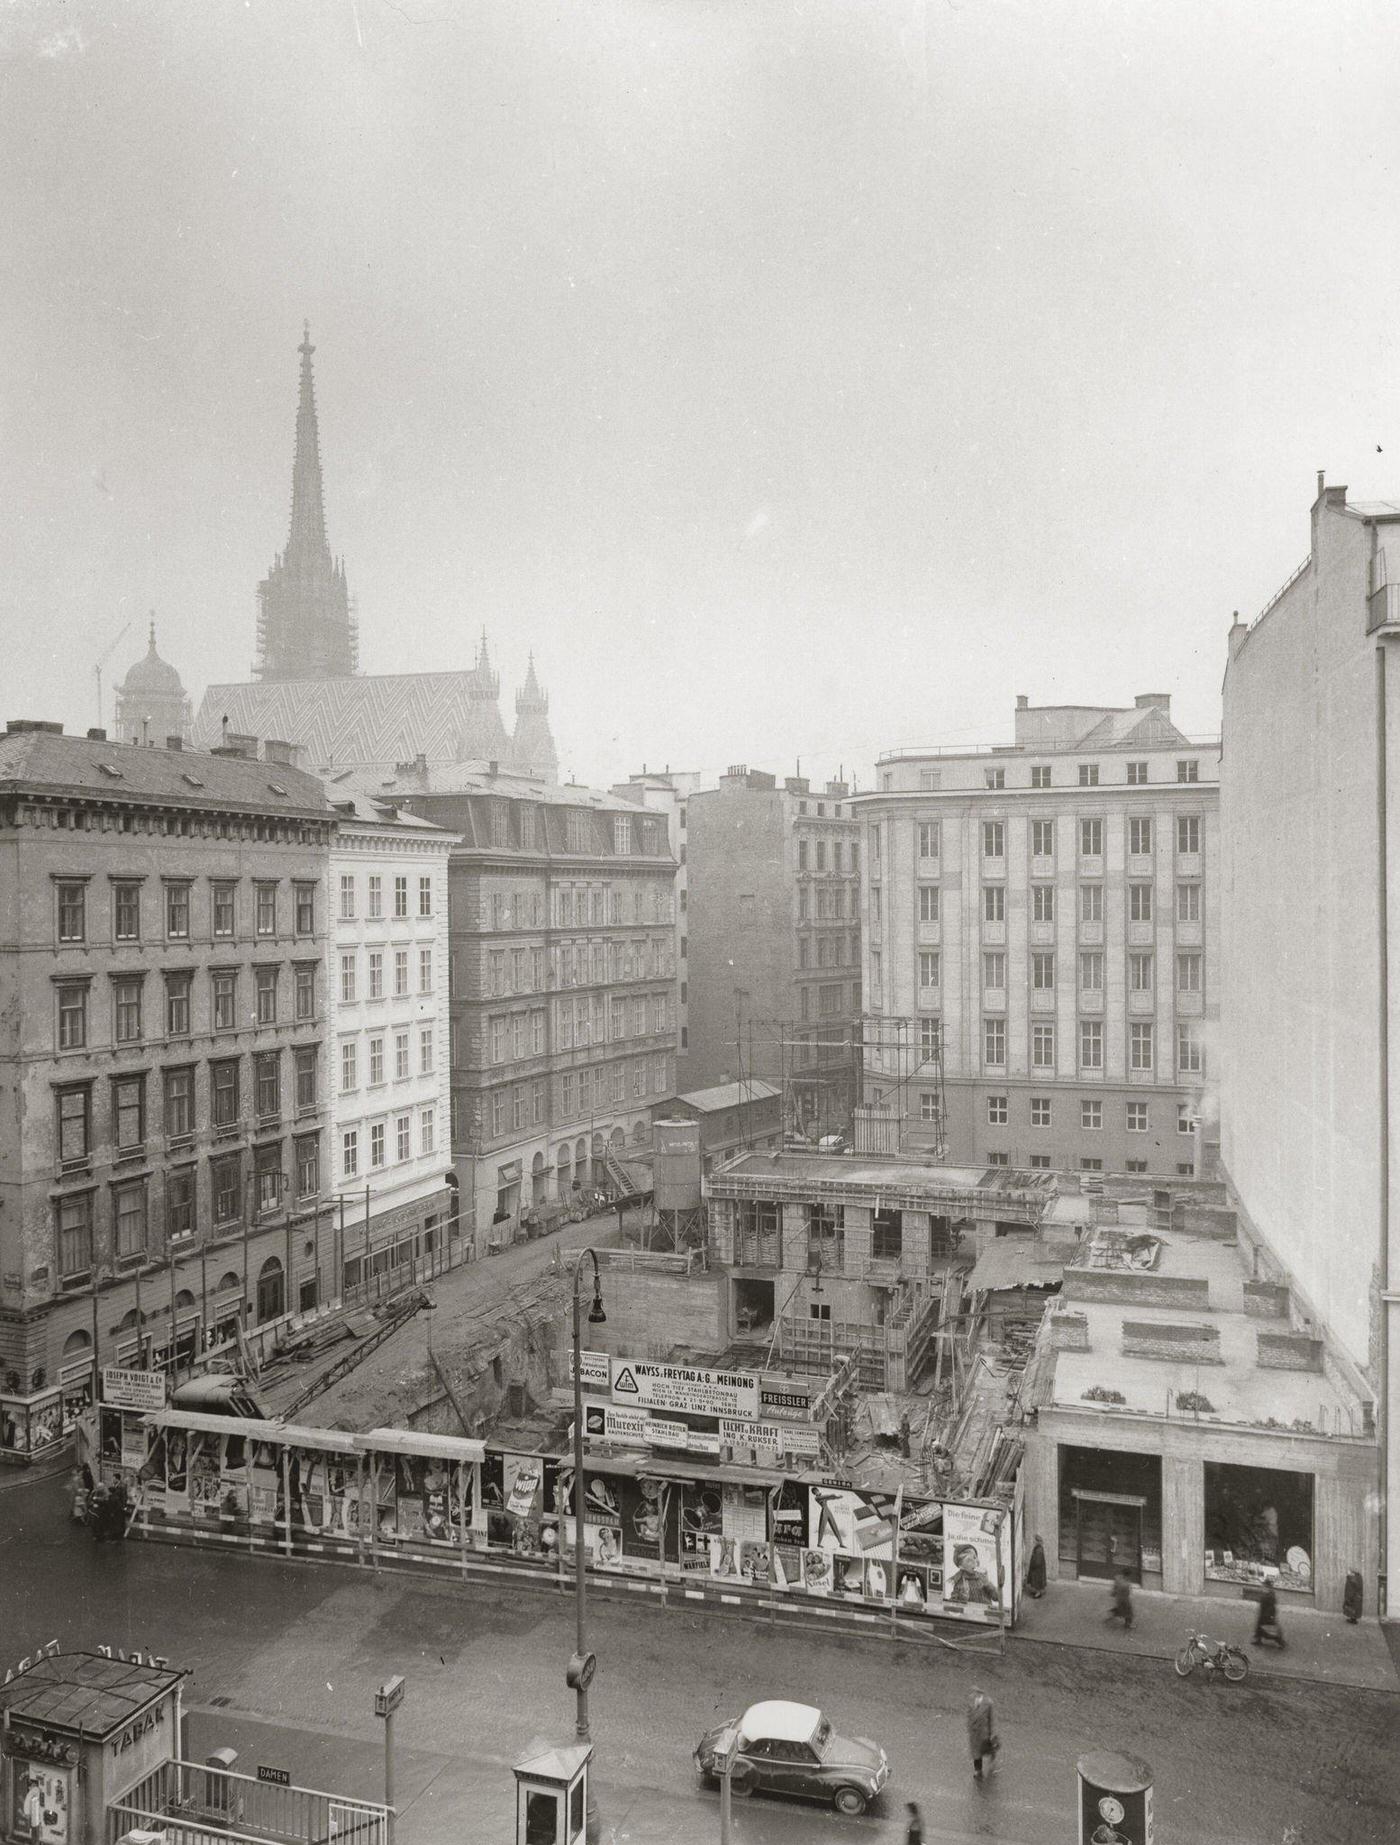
[0,721,333,1463]
[858,695,1219,1175]
[685,767,861,1136]
[360,762,678,1251]
[1221,477,1400,1614]
[326,795,456,1293]
[611,767,703,1074]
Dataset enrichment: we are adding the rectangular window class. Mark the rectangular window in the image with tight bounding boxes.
[1031,818,1054,856]
[1129,952,1153,992]
[918,821,940,858]
[56,881,86,942]
[342,1129,359,1179]
[421,1104,437,1153]
[210,882,236,939]
[986,1151,1009,1167]
[1032,951,1055,990]
[491,1016,508,1063]
[295,882,316,935]
[420,1024,434,1074]
[1080,884,1103,922]
[369,1037,385,1085]
[340,874,356,920]
[1129,883,1153,922]
[1031,766,1051,788]
[919,884,940,922]
[1127,1101,1149,1132]
[419,946,433,994]
[984,767,1005,790]
[1126,1158,1148,1174]
[1080,1157,1103,1172]
[164,1067,194,1139]
[113,976,143,1044]
[1127,761,1148,785]
[295,964,315,1021]
[1177,882,1201,922]
[1178,1024,1203,1074]
[395,1030,410,1079]
[341,1041,358,1092]
[1030,1096,1051,1127]
[113,881,141,942]
[1032,1021,1055,1068]
[1081,1099,1102,1129]
[114,1077,145,1143]
[296,1135,319,1198]
[1032,884,1054,922]
[919,950,940,988]
[815,840,827,872]
[394,875,408,918]
[917,1091,940,1122]
[212,1152,241,1223]
[295,1046,317,1111]
[1177,759,1199,784]
[1178,1102,1195,1134]
[983,1017,1006,1067]
[987,1094,1008,1126]
[984,885,1005,922]
[255,1051,281,1118]
[1178,952,1202,993]
[1130,1021,1154,1071]
[165,971,192,1037]
[1027,1153,1051,1170]
[1080,1019,1103,1070]
[368,951,384,999]
[1079,818,1103,857]
[983,951,1006,990]
[1079,764,1099,786]
[339,953,357,1004]
[396,1114,412,1162]
[255,883,276,936]
[362,874,380,920]
[165,883,190,939]
[1080,950,1103,991]
[255,966,278,1025]
[113,1181,148,1259]
[982,820,1004,858]
[920,1018,942,1061]
[57,1085,91,1165]
[1129,817,1153,855]
[58,982,88,1050]
[1177,814,1201,854]
[56,1192,94,1277]
[394,948,409,998]
[419,875,433,917]
[370,1121,386,1168]
[211,1060,239,1128]
[1177,1162,1195,1177]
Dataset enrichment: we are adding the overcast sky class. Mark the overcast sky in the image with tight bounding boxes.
[4,0,1399,787]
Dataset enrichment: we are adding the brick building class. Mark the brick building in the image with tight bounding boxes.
[0,721,333,1462]
[857,696,1219,1175]
[358,761,679,1251]
[684,767,861,1137]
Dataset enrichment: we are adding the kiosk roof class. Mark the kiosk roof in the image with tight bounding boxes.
[0,1651,184,1737]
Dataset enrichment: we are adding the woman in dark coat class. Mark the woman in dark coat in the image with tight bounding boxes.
[1026,1534,1047,1598]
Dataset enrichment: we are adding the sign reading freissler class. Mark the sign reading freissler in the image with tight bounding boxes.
[611,1360,760,1421]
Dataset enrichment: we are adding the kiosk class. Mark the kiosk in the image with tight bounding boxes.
[1076,1750,1154,1845]
[512,1743,591,1845]
[0,1650,185,1845]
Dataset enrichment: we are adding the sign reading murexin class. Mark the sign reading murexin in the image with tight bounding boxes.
[612,1360,759,1420]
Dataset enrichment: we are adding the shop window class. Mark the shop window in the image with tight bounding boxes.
[1204,1462,1314,1593]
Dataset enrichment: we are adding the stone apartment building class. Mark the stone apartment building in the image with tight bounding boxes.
[0,721,333,1463]
[857,696,1219,1176]
[360,760,679,1250]
[611,767,703,1069]
[684,767,861,1137]
[326,794,456,1292]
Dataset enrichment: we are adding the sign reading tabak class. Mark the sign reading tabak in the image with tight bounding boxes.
[612,1359,760,1420]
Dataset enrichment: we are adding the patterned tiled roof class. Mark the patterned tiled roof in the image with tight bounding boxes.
[192,673,484,771]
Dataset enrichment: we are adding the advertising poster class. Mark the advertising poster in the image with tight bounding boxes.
[423,1459,470,1547]
[10,1762,72,1845]
[27,1398,64,1454]
[189,1432,225,1524]
[769,1480,807,1591]
[708,1482,767,1582]
[678,1480,724,1577]
[804,1484,897,1602]
[393,1454,432,1542]
[942,1503,1008,1621]
[249,1440,282,1527]
[153,1427,191,1520]
[593,1474,672,1574]
[374,1459,398,1542]
[120,1415,149,1477]
[894,1497,944,1613]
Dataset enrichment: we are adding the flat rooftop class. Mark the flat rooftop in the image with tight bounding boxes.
[708,1152,1094,1228]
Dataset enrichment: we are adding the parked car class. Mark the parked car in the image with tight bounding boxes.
[693,1699,889,1816]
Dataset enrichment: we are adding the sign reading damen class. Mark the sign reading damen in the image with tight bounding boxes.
[612,1360,760,1420]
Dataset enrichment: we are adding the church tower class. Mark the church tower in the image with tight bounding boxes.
[114,617,192,745]
[254,326,357,681]
[508,653,559,781]
[456,630,511,762]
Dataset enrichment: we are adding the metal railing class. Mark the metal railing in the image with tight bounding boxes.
[110,1758,389,1845]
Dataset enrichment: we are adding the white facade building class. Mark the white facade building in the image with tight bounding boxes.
[327,796,458,1291]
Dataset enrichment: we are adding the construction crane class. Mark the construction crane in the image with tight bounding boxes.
[94,618,133,731]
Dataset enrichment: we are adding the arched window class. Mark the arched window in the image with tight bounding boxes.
[62,1328,92,1357]
[256,1256,285,1325]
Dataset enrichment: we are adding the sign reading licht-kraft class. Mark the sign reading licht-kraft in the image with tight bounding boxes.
[612,1360,759,1420]
[100,1368,167,1413]
[719,1418,822,1457]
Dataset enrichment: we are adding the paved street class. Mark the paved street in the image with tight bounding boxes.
[2,1469,1397,1844]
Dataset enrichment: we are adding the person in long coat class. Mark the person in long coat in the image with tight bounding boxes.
[966,1688,997,1780]
[1026,1534,1047,1598]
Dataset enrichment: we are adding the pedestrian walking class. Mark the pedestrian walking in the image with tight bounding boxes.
[1106,1570,1133,1630]
[904,1800,925,1844]
[89,1482,110,1543]
[1252,1583,1285,1649]
[966,1688,999,1782]
[1025,1533,1047,1598]
[1343,1570,1363,1624]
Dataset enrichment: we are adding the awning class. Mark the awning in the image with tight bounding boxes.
[354,1427,486,1462]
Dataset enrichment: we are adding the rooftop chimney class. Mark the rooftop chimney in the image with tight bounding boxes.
[1134,693,1170,712]
[165,735,183,752]
[1016,694,1029,711]
[87,727,107,742]
[6,719,63,736]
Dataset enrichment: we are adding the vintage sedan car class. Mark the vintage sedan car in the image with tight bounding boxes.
[693,1699,889,1816]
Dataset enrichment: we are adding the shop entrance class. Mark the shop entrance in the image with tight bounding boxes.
[1204,1460,1315,1593]
[1058,1446,1162,1583]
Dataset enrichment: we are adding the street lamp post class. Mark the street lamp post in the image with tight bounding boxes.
[566,1246,606,1844]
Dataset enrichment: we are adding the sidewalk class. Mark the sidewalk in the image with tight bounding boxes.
[1010,1574,1399,1692]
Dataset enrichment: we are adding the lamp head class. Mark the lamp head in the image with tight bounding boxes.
[588,1291,607,1326]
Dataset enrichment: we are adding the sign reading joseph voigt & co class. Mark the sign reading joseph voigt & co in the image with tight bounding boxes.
[100,1368,167,1414]
[611,1360,759,1420]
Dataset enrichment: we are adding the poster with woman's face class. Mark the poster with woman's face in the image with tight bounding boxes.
[678,1482,723,1575]
[941,1503,1007,1620]
[11,1763,71,1844]
[609,1474,671,1566]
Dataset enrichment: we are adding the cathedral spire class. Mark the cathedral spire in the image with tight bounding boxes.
[288,322,328,557]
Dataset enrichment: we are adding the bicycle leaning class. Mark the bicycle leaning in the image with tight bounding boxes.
[1174,1630,1250,1683]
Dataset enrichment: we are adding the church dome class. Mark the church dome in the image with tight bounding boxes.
[121,622,186,697]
